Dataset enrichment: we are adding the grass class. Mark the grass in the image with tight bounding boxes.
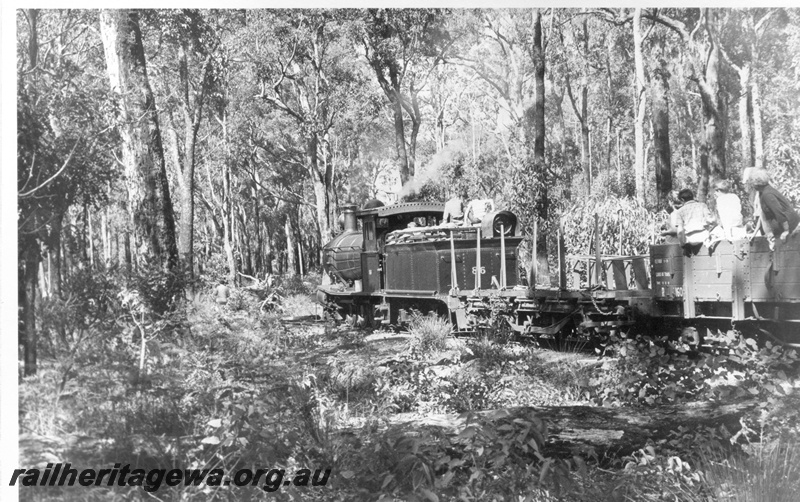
[699,436,800,502]
[406,311,451,357]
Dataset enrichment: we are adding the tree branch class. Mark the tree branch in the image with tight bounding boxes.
[19,138,81,199]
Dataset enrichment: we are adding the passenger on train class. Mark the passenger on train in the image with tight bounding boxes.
[442,196,465,226]
[747,168,800,244]
[712,180,746,240]
[464,198,496,225]
[674,188,715,255]
[660,190,683,244]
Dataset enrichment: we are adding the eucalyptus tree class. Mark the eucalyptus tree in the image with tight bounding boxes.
[147,10,221,279]
[361,8,452,187]
[560,14,595,194]
[646,8,728,201]
[647,25,676,208]
[719,9,784,170]
[99,9,179,272]
[249,9,364,244]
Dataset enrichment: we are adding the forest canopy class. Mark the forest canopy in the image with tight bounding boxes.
[16,8,800,375]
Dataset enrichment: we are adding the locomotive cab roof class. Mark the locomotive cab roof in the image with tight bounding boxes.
[356,201,445,218]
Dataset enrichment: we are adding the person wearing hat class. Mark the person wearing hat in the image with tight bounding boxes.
[747,169,799,244]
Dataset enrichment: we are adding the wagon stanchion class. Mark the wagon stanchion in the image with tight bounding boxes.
[449,231,458,293]
[500,224,506,289]
[594,213,602,287]
[558,218,567,290]
[475,226,481,291]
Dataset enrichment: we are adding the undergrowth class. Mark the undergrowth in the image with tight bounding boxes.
[18,276,800,500]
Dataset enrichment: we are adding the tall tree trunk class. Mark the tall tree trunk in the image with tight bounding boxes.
[254,191,263,275]
[124,232,132,276]
[238,208,252,276]
[86,202,95,268]
[633,8,648,205]
[407,90,420,180]
[581,107,590,190]
[101,206,111,266]
[176,45,211,280]
[736,66,754,167]
[645,9,727,202]
[564,21,591,194]
[752,79,765,169]
[100,10,179,272]
[307,135,332,245]
[20,237,40,376]
[265,228,274,276]
[650,53,672,209]
[285,211,297,277]
[531,10,546,175]
[49,212,63,297]
[222,183,236,286]
[528,9,550,285]
[391,89,411,185]
[213,110,237,286]
[695,11,726,202]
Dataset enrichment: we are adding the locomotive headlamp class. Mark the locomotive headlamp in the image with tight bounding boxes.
[481,210,517,238]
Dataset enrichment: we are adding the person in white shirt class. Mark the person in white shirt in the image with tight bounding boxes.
[464,199,495,225]
[442,196,464,226]
[675,188,715,255]
[712,180,746,240]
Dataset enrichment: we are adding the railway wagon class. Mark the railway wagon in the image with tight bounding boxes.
[318,200,800,345]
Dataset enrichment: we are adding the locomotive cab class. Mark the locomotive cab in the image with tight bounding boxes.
[357,202,447,293]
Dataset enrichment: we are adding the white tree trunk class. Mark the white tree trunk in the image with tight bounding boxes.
[752,79,765,169]
[633,8,648,205]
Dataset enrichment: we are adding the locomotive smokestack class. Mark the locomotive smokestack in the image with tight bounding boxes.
[342,204,357,232]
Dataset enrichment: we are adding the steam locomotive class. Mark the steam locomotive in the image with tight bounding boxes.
[317,200,800,346]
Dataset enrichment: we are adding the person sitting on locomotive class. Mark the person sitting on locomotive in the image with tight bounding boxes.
[464,198,496,225]
[660,190,683,244]
[747,169,799,244]
[711,180,746,240]
[674,188,715,255]
[442,196,465,226]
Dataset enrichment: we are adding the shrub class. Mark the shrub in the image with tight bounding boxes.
[277,274,311,295]
[586,331,800,411]
[407,311,451,357]
[281,293,318,318]
[131,263,184,316]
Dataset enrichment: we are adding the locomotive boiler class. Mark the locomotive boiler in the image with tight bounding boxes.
[318,200,800,346]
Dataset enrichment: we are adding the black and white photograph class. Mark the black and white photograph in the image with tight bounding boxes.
[6,5,800,500]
